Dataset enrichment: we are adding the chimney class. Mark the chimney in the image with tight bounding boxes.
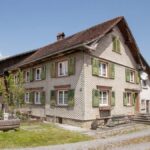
[57,32,65,41]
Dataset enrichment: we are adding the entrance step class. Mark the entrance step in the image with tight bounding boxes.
[132,113,150,125]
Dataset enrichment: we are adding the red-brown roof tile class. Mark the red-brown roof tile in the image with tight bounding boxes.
[19,16,123,66]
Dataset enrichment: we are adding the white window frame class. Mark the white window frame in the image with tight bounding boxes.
[14,75,18,84]
[129,71,135,83]
[99,90,109,106]
[58,61,68,77]
[35,68,42,80]
[141,99,146,109]
[99,62,108,77]
[57,90,68,106]
[126,92,132,106]
[25,70,30,82]
[24,92,30,103]
[141,80,147,88]
[34,91,41,104]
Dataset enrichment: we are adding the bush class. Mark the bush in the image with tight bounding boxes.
[16,111,28,121]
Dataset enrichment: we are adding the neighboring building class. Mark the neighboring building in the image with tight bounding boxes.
[0,50,36,110]
[2,16,145,127]
[139,54,150,114]
[0,50,36,77]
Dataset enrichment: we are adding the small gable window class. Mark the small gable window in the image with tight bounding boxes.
[112,36,121,53]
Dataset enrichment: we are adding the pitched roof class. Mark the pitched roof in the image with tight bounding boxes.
[0,50,36,76]
[19,16,123,66]
[139,53,150,75]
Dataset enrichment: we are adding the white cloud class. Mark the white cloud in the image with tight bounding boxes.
[0,52,8,60]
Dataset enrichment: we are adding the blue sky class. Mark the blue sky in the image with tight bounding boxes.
[0,0,150,64]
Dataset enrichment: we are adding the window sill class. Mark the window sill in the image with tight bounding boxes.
[126,81,136,84]
[99,106,111,110]
[112,50,121,55]
[142,87,148,89]
[34,103,42,105]
[57,75,69,78]
[56,105,68,107]
[124,104,132,107]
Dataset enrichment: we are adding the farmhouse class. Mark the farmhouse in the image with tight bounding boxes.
[0,16,149,127]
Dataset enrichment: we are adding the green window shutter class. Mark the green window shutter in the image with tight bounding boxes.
[41,91,46,105]
[30,68,34,82]
[92,58,99,76]
[109,63,115,79]
[50,62,56,78]
[112,37,117,51]
[41,65,46,80]
[123,92,127,106]
[111,91,115,106]
[68,89,75,107]
[117,39,121,53]
[92,89,100,107]
[29,92,34,104]
[50,90,56,107]
[125,68,130,82]
[135,71,140,84]
[68,57,75,76]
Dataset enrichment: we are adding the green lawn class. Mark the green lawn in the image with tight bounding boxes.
[0,123,92,149]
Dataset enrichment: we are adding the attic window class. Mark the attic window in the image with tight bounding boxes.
[112,36,121,54]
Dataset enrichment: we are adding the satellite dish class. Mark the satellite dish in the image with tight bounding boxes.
[140,72,148,80]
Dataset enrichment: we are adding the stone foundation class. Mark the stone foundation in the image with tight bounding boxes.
[46,115,96,128]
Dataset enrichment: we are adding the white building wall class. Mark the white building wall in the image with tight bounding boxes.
[83,27,140,120]
[140,78,150,113]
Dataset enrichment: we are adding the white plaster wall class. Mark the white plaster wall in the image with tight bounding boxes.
[24,52,85,120]
[83,27,140,120]
[140,79,150,113]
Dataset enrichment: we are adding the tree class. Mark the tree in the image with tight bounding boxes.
[0,69,25,116]
[6,69,25,108]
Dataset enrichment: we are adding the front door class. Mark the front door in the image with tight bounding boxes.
[146,100,150,113]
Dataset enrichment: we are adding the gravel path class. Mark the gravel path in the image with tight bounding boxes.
[113,142,150,150]
[5,128,150,150]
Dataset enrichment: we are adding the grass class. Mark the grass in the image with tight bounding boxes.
[0,122,92,149]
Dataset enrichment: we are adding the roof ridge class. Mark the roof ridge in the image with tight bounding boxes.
[17,16,124,67]
[35,16,123,51]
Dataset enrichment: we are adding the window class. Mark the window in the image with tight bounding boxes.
[34,92,41,104]
[35,68,42,80]
[141,99,145,109]
[14,75,18,84]
[24,92,30,103]
[126,69,136,83]
[25,71,30,82]
[141,80,147,87]
[99,91,109,106]
[112,36,121,53]
[58,61,68,77]
[99,63,108,77]
[126,93,132,106]
[57,90,68,105]
[130,71,135,83]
